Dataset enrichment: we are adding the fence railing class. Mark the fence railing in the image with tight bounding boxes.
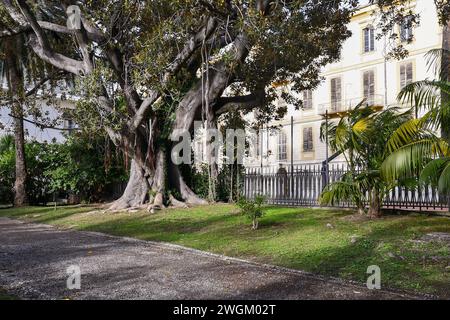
[243,164,449,211]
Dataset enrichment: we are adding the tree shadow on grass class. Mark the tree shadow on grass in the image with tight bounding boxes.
[275,216,450,298]
[77,211,243,243]
[0,206,94,222]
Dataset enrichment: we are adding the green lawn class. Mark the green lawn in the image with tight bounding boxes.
[0,204,449,297]
[0,288,18,300]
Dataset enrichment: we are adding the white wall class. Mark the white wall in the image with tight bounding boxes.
[0,99,76,143]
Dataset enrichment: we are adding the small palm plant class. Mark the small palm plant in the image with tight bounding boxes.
[237,195,266,230]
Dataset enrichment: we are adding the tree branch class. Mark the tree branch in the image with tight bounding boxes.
[7,113,78,132]
[1,0,28,27]
[0,70,67,106]
[129,17,218,131]
[16,0,51,49]
[215,90,265,115]
[11,0,87,75]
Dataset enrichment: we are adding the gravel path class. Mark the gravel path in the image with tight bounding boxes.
[0,217,425,300]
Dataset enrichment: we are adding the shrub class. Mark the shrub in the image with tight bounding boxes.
[0,135,15,204]
[0,133,127,205]
[237,195,266,230]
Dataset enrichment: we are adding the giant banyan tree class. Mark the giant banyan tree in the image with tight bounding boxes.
[0,0,357,210]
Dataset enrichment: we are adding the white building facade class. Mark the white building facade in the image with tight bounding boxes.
[0,98,77,143]
[245,0,445,170]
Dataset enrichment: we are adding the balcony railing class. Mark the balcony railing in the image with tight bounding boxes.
[318,94,384,116]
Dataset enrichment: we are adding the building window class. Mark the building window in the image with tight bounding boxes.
[330,77,342,111]
[64,119,75,133]
[256,132,260,157]
[400,16,414,42]
[303,127,314,152]
[400,62,413,89]
[278,131,287,161]
[363,70,375,105]
[302,90,313,110]
[196,140,204,163]
[363,26,375,52]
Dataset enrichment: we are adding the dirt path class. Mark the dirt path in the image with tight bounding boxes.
[0,217,426,300]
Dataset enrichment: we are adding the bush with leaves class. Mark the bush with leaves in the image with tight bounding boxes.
[0,133,128,205]
[0,135,15,204]
[237,195,266,230]
[42,133,128,203]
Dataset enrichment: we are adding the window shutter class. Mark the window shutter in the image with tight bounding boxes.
[364,28,369,52]
[331,77,341,111]
[364,28,375,52]
[331,79,336,100]
[303,127,313,152]
[363,72,369,97]
[400,64,406,89]
[303,130,308,151]
[303,90,312,109]
[336,78,341,102]
[406,63,413,85]
[400,63,412,89]
[370,28,375,51]
[278,132,287,160]
[363,71,375,103]
[256,132,260,157]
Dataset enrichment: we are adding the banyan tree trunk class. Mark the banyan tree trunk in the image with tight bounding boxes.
[109,160,150,210]
[109,34,249,211]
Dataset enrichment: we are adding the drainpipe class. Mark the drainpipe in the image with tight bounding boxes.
[383,36,388,107]
[322,110,330,189]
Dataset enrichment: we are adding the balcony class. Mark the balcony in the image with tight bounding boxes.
[318,94,384,118]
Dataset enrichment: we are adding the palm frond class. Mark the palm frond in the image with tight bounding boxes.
[352,117,370,136]
[319,181,363,206]
[420,157,450,186]
[438,162,450,194]
[424,48,450,79]
[397,80,450,111]
[385,118,425,154]
[381,138,443,181]
[0,134,14,154]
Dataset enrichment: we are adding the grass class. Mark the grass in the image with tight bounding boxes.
[0,204,449,297]
[0,288,18,300]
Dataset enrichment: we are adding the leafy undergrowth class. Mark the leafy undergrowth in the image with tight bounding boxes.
[1,204,449,297]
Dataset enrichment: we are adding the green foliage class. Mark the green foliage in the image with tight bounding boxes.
[0,134,127,205]
[237,195,266,230]
[420,157,450,193]
[381,49,450,194]
[319,172,364,209]
[0,135,15,204]
[320,106,422,214]
[42,135,128,202]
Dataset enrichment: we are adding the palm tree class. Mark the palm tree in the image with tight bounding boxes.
[381,49,450,199]
[1,12,63,206]
[320,104,421,217]
[1,36,29,206]
[319,102,376,214]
